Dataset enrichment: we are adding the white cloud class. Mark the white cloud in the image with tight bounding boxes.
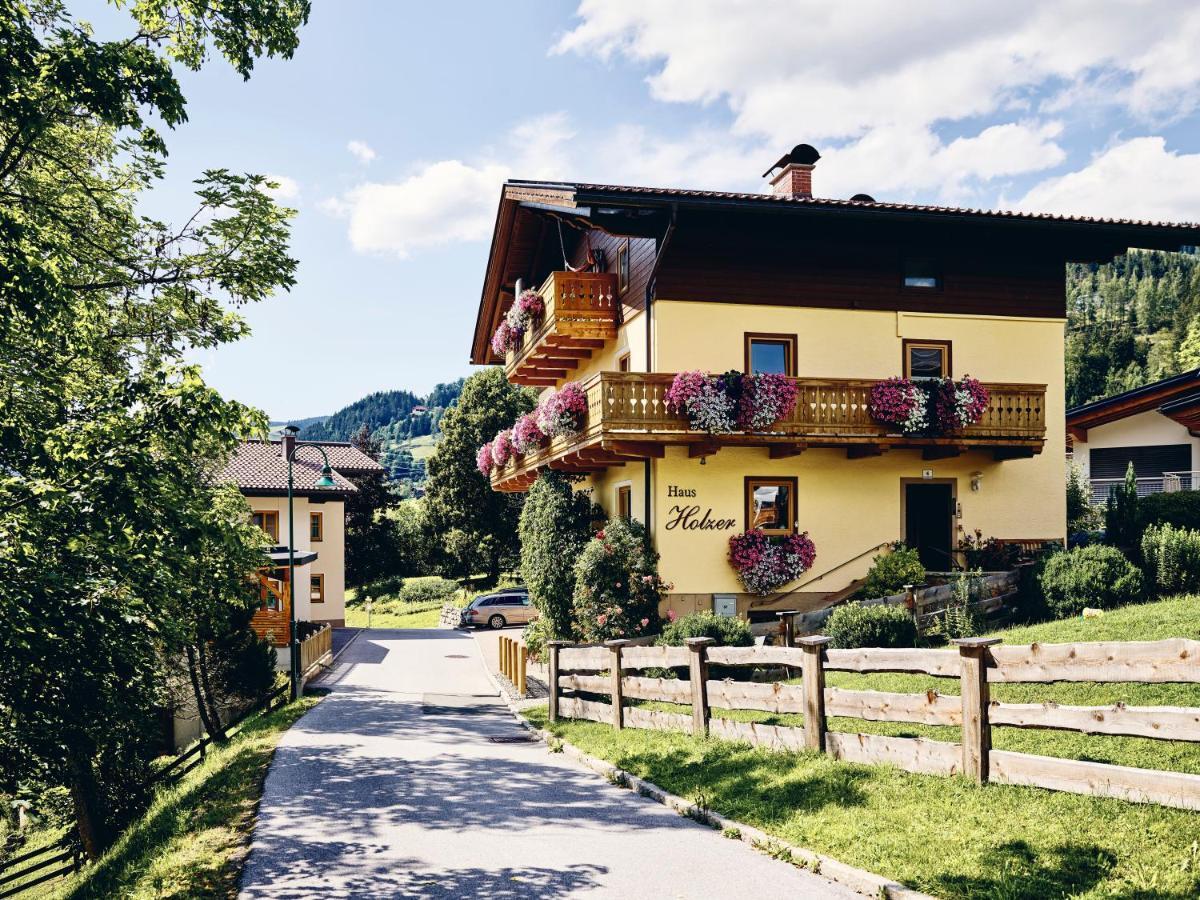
[1011,137,1200,223]
[323,114,574,258]
[347,140,377,164]
[263,174,299,201]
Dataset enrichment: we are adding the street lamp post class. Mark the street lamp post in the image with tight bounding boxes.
[283,425,338,701]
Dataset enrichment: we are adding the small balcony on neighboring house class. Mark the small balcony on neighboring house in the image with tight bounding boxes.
[505,271,619,386]
[490,372,1048,491]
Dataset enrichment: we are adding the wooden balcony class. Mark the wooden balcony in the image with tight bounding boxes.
[505,271,619,386]
[491,373,1047,491]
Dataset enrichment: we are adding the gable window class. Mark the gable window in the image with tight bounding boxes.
[616,484,632,521]
[617,240,630,294]
[252,510,279,542]
[903,259,941,290]
[745,477,797,536]
[310,574,324,603]
[903,339,952,379]
[745,333,797,377]
[310,511,323,542]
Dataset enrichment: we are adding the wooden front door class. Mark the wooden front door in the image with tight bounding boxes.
[904,482,955,571]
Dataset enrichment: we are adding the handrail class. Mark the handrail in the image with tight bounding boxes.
[792,540,894,590]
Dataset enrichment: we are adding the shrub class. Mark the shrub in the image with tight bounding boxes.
[657,611,753,648]
[1039,545,1144,617]
[1137,490,1200,534]
[396,576,460,605]
[826,602,917,649]
[572,517,667,643]
[1104,461,1140,550]
[957,530,1021,571]
[1141,523,1200,595]
[861,545,925,599]
[521,616,554,662]
[925,571,983,640]
[518,472,598,639]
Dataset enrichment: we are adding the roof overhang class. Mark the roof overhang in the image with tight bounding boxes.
[264,546,318,566]
[1067,368,1200,441]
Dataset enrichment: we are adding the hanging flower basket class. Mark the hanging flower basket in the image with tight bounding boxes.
[511,411,546,455]
[505,288,545,333]
[666,370,799,435]
[490,321,522,355]
[490,429,514,468]
[868,377,929,434]
[728,529,817,596]
[932,376,989,432]
[476,442,494,476]
[536,381,587,439]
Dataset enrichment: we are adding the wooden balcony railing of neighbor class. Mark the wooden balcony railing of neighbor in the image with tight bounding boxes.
[546,636,1200,811]
[505,271,619,386]
[491,372,1047,491]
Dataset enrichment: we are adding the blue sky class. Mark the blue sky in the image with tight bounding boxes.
[84,1,1200,420]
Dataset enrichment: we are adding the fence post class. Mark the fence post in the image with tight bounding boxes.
[518,645,528,697]
[953,637,1000,784]
[776,611,797,648]
[798,635,832,752]
[685,637,715,736]
[547,641,567,723]
[605,639,630,730]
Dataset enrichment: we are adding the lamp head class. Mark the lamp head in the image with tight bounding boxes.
[316,464,337,488]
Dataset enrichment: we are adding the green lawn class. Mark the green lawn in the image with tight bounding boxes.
[44,697,319,899]
[344,602,442,629]
[528,595,1200,899]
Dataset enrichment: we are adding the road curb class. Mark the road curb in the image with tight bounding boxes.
[494,692,932,900]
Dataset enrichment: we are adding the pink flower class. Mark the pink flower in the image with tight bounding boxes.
[596,613,608,626]
[596,529,605,539]
[490,321,522,355]
[475,442,494,476]
[640,618,649,628]
[490,429,514,467]
[667,609,677,622]
[536,382,588,438]
[511,412,546,455]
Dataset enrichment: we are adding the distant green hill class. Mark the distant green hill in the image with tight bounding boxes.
[295,380,465,488]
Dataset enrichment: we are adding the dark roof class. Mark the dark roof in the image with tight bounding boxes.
[219,440,383,495]
[552,180,1200,232]
[1067,368,1200,437]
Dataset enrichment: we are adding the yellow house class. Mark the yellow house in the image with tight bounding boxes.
[470,145,1200,622]
[220,434,383,637]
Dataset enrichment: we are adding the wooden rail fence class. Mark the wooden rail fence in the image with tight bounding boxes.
[298,623,332,681]
[547,637,1200,810]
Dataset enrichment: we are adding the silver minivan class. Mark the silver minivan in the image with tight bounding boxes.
[462,589,535,629]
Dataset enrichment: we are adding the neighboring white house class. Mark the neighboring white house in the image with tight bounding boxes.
[1067,369,1200,503]
[219,434,384,637]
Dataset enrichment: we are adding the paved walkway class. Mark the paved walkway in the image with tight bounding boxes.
[240,628,855,899]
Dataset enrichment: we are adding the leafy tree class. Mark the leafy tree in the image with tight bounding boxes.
[423,369,534,580]
[344,423,397,587]
[518,472,600,638]
[1104,461,1141,551]
[0,0,306,858]
[1177,315,1200,370]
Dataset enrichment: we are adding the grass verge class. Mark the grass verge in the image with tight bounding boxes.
[527,596,1200,898]
[47,696,319,899]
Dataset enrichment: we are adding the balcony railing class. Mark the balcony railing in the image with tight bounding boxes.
[1088,471,1200,505]
[505,271,618,385]
[491,372,1048,491]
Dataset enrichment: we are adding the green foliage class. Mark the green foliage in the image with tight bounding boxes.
[423,369,535,579]
[344,424,397,588]
[1066,463,1100,532]
[382,499,436,579]
[521,616,555,663]
[396,577,459,605]
[1140,523,1200,595]
[1039,546,1145,617]
[0,0,306,858]
[861,545,925,599]
[1065,249,1200,408]
[925,571,983,640]
[826,602,917,649]
[1103,462,1141,550]
[657,612,753,647]
[572,518,666,643]
[519,472,599,639]
[1136,490,1200,533]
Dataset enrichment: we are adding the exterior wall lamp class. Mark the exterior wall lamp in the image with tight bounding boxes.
[970,471,983,492]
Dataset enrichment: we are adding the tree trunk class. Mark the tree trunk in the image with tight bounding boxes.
[66,750,110,860]
[185,643,219,742]
[196,642,227,742]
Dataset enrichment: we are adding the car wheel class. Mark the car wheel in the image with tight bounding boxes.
[488,614,506,630]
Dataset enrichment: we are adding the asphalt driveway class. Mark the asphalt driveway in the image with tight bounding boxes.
[239,628,855,898]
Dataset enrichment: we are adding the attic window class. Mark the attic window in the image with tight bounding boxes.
[903,259,941,290]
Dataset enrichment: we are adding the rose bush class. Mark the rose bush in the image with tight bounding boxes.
[728,529,816,595]
[572,517,668,643]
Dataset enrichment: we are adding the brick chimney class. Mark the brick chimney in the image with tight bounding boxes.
[764,144,821,198]
[281,424,299,462]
